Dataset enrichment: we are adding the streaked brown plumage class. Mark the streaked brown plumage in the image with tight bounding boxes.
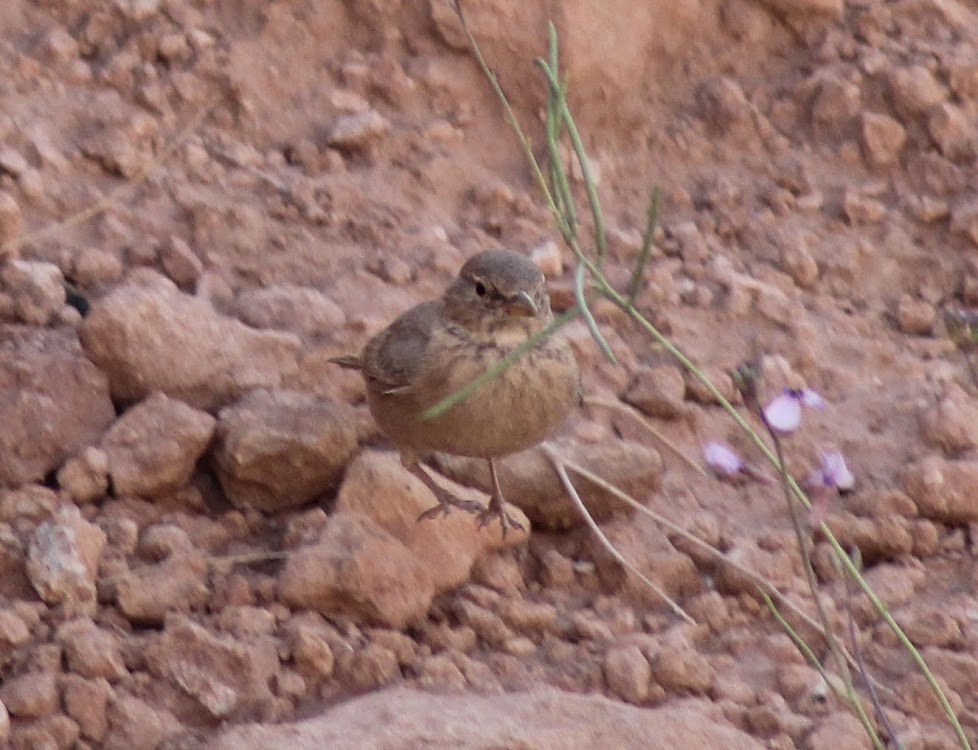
[335,249,580,535]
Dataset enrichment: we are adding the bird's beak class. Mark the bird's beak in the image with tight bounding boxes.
[505,290,539,317]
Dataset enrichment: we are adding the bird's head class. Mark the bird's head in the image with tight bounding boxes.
[442,249,552,336]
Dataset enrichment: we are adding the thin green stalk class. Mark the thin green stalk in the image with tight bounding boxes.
[574,263,615,364]
[454,9,969,744]
[449,1,570,244]
[761,590,842,695]
[767,426,879,748]
[605,288,970,747]
[537,53,608,264]
[627,186,661,305]
[544,25,577,235]
[839,551,904,750]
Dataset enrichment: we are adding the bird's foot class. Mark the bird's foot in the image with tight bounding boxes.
[475,493,526,538]
[416,493,484,523]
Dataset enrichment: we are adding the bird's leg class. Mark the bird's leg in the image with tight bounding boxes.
[409,461,484,521]
[476,457,526,537]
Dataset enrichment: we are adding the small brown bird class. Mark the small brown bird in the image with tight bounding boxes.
[334,249,580,535]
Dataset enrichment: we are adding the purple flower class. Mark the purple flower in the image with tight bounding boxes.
[704,441,744,476]
[763,387,825,433]
[811,451,854,491]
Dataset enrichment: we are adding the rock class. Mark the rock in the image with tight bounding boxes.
[102,391,215,498]
[453,597,513,647]
[902,455,978,523]
[214,389,358,511]
[719,542,795,594]
[843,190,886,224]
[951,199,978,247]
[928,102,975,161]
[58,617,127,681]
[860,111,906,166]
[144,615,278,720]
[279,512,435,629]
[328,110,390,152]
[807,711,872,750]
[212,685,764,750]
[685,365,736,405]
[776,228,819,289]
[897,606,961,649]
[335,450,526,592]
[895,295,935,335]
[531,240,563,278]
[115,550,209,626]
[433,439,664,529]
[811,75,860,130]
[0,260,66,325]
[0,484,59,523]
[824,512,914,562]
[950,200,978,245]
[159,236,203,289]
[756,283,800,326]
[0,607,31,658]
[758,0,842,18]
[622,365,687,418]
[72,247,124,287]
[11,713,82,749]
[62,675,111,743]
[375,256,413,285]
[234,284,346,337]
[671,220,710,264]
[888,65,947,117]
[604,644,651,704]
[282,615,336,679]
[921,385,978,452]
[0,148,28,177]
[103,694,181,750]
[0,671,58,718]
[651,644,715,693]
[697,78,753,139]
[0,190,23,248]
[80,271,301,409]
[56,446,110,503]
[595,517,700,601]
[0,334,109,485]
[42,25,80,61]
[26,505,106,616]
[337,642,402,692]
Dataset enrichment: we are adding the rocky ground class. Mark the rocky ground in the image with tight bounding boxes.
[2,0,978,748]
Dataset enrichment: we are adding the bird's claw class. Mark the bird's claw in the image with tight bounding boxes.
[417,496,483,523]
[475,503,525,539]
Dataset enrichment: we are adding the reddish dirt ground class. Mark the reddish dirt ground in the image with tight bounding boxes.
[3,1,978,748]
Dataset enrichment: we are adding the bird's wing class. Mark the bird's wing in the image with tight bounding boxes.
[360,300,441,394]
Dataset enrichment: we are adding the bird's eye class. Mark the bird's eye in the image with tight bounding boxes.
[474,281,487,297]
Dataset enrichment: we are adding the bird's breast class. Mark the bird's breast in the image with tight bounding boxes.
[368,325,579,459]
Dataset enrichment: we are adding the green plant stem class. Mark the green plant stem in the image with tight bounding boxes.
[609,286,969,748]
[840,551,903,750]
[537,54,607,264]
[766,427,881,749]
[454,9,970,744]
[627,186,661,305]
[574,263,615,364]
